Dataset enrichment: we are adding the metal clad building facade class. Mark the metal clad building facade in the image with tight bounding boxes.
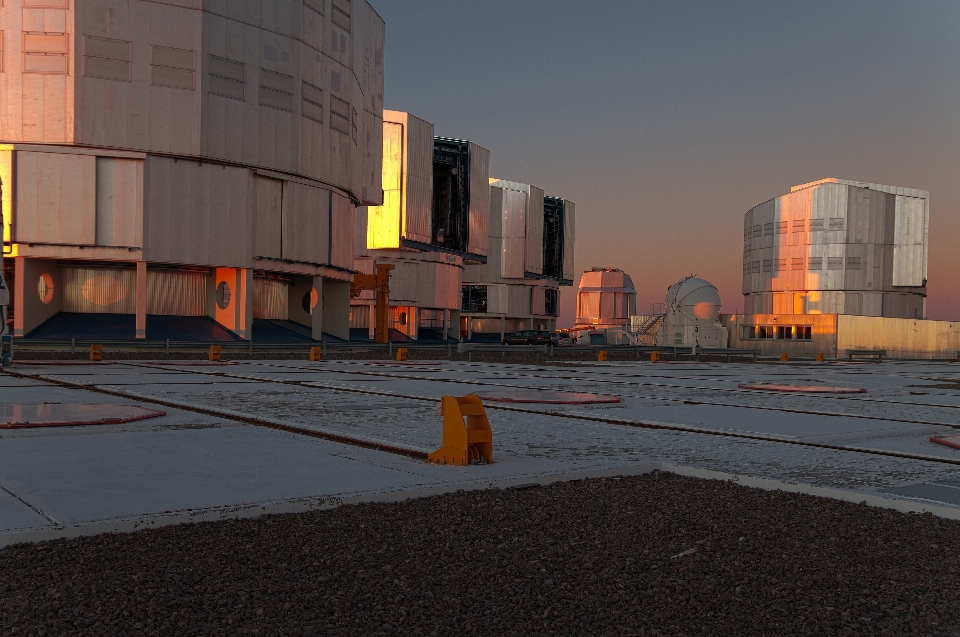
[2,0,385,341]
[742,179,928,319]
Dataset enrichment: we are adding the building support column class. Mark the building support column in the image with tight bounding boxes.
[135,261,147,339]
[311,276,323,341]
[467,315,473,341]
[12,257,24,337]
[500,315,505,342]
[443,309,449,341]
[238,268,253,341]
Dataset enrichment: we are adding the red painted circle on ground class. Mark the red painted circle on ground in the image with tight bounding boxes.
[1,404,166,429]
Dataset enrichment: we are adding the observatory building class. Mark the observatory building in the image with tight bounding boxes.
[725,179,960,359]
[575,268,636,329]
[656,277,728,349]
[460,181,574,340]
[353,110,488,341]
[2,0,384,342]
[741,179,928,319]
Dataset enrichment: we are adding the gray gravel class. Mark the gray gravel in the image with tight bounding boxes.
[3,472,960,636]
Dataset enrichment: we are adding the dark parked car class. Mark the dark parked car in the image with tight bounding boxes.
[552,331,573,346]
[502,330,553,345]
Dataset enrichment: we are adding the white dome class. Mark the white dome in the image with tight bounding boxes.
[665,277,722,321]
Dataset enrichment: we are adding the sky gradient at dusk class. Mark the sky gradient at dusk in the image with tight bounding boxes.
[370,0,960,326]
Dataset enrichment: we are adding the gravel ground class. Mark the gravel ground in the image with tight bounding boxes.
[3,472,960,636]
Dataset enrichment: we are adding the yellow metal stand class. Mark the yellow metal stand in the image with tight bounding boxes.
[395,347,407,361]
[780,352,789,362]
[351,263,395,344]
[89,344,103,362]
[650,351,660,362]
[816,353,825,362]
[309,346,322,361]
[428,396,493,466]
[209,345,221,362]
[597,350,608,362]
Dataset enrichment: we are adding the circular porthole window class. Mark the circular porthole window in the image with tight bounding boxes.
[302,288,319,315]
[37,273,54,304]
[398,311,407,326]
[216,281,231,310]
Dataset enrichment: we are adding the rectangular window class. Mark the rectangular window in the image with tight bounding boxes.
[808,219,824,231]
[795,326,812,340]
[762,259,772,273]
[791,257,804,271]
[304,0,324,14]
[791,220,805,232]
[744,228,750,240]
[777,326,793,339]
[332,0,351,31]
[743,263,749,275]
[545,289,559,317]
[829,217,845,231]
[330,94,351,134]
[83,36,130,81]
[461,285,487,313]
[23,0,69,6]
[752,225,762,238]
[743,242,751,254]
[763,222,773,236]
[809,257,822,271]
[776,221,788,234]
[301,80,323,123]
[846,257,861,271]
[751,261,760,274]
[742,326,756,340]
[209,56,245,101]
[151,45,195,89]
[260,69,294,111]
[827,257,843,271]
[757,326,774,339]
[23,32,68,74]
[776,259,786,271]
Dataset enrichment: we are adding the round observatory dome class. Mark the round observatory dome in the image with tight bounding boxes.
[665,277,722,322]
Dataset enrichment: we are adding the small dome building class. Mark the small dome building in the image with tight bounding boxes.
[656,277,728,348]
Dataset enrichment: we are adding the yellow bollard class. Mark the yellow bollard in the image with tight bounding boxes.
[816,352,825,362]
[209,345,221,362]
[396,347,408,361]
[309,346,322,361]
[597,349,608,362]
[780,352,789,362]
[89,344,103,362]
[428,395,493,466]
[650,351,661,362]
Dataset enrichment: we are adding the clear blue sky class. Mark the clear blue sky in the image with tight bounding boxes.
[370,0,960,326]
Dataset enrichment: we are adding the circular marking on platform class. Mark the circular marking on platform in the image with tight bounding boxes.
[1,404,166,429]
[472,390,621,404]
[151,361,241,366]
[738,383,866,394]
[366,360,442,366]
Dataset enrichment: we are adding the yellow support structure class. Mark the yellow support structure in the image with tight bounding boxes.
[650,351,660,362]
[309,346,322,361]
[209,345,221,362]
[816,352,825,362]
[89,344,102,362]
[780,352,789,362]
[597,349,608,362]
[395,347,407,361]
[428,395,493,466]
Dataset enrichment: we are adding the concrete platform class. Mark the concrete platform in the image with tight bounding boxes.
[3,358,960,545]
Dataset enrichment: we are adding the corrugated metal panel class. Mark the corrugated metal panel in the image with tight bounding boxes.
[530,286,545,315]
[61,267,136,314]
[562,200,575,280]
[525,185,544,274]
[255,175,283,259]
[837,315,960,359]
[366,120,402,248]
[498,186,526,280]
[330,191,355,269]
[415,260,460,310]
[14,151,97,246]
[282,181,331,265]
[506,284,530,316]
[467,143,490,257]
[893,195,925,287]
[95,157,144,248]
[500,237,526,279]
[147,270,206,316]
[253,277,288,320]
[399,111,433,244]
